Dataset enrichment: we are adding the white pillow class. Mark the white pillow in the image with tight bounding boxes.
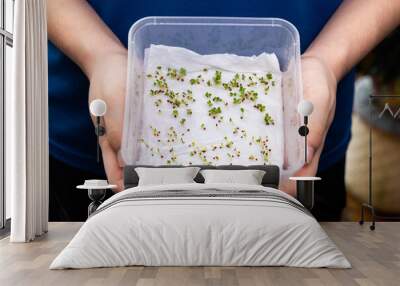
[135,167,201,186]
[200,169,266,185]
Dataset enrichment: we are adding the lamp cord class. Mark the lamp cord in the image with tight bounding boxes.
[96,116,100,163]
[305,132,308,164]
[304,116,308,164]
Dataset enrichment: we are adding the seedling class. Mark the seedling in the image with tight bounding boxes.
[264,113,275,125]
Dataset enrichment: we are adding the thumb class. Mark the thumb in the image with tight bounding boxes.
[305,96,335,163]
[301,57,337,162]
[99,138,124,192]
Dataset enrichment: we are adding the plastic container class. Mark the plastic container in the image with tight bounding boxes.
[122,17,304,181]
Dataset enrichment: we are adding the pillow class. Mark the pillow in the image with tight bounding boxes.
[200,169,266,185]
[135,167,201,186]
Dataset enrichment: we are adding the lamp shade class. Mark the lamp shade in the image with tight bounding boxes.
[297,100,314,116]
[90,99,107,117]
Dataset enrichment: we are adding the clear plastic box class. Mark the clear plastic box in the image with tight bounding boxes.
[122,17,304,181]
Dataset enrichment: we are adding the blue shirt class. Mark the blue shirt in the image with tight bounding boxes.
[48,0,353,175]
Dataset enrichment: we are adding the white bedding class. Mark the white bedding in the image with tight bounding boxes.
[50,183,350,269]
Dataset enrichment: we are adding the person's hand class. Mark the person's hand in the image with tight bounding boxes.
[88,50,128,192]
[281,54,337,196]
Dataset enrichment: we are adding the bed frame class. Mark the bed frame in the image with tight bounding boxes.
[124,165,280,190]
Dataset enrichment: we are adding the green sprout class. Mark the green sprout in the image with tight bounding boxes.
[249,155,258,161]
[186,109,193,115]
[172,109,179,118]
[204,92,212,98]
[150,126,160,137]
[190,78,200,85]
[254,103,266,112]
[225,141,234,148]
[229,76,240,88]
[248,90,258,101]
[261,150,269,162]
[259,76,268,85]
[266,72,273,80]
[213,70,222,85]
[247,81,257,87]
[172,98,181,107]
[207,100,213,107]
[222,83,231,90]
[212,96,222,103]
[154,99,162,107]
[233,98,242,104]
[235,150,241,158]
[180,118,186,126]
[155,78,168,90]
[239,85,246,96]
[179,67,187,77]
[208,107,222,116]
[200,123,206,130]
[167,68,178,79]
[264,113,275,125]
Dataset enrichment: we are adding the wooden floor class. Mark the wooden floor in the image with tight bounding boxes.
[0,222,399,286]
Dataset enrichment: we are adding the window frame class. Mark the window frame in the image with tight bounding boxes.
[0,0,13,231]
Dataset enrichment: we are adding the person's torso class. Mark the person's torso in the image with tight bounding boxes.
[49,0,351,174]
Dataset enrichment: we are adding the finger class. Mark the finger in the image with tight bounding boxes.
[280,149,322,197]
[306,98,335,155]
[90,92,125,152]
[280,136,326,197]
[294,142,324,177]
[100,138,124,192]
[104,88,125,151]
[88,62,126,151]
[301,57,336,159]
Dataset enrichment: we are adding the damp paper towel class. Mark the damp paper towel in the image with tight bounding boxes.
[136,44,284,167]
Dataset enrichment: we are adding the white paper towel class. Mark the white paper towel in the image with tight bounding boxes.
[136,44,284,167]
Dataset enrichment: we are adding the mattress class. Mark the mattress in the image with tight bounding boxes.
[50,183,350,269]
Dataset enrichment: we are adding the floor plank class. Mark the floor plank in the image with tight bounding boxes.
[0,222,399,286]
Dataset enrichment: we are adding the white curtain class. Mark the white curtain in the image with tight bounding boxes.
[7,0,49,242]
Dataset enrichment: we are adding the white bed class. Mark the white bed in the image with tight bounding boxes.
[50,183,350,269]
